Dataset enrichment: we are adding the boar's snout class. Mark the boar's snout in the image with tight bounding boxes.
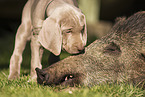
[35,68,49,85]
[35,67,85,86]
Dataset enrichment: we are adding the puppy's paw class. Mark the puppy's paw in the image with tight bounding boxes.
[27,75,37,82]
[8,73,20,80]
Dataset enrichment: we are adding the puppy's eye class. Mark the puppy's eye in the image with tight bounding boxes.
[63,29,72,34]
[103,42,121,55]
[66,30,72,33]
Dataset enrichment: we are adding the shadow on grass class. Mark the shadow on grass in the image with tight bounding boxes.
[0,64,9,70]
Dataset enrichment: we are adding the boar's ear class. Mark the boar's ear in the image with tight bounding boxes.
[35,68,49,85]
[115,17,126,23]
[140,47,145,61]
[103,42,121,55]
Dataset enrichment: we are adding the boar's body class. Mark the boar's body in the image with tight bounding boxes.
[36,11,145,87]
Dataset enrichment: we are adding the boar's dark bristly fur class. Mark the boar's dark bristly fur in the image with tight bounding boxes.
[36,11,145,88]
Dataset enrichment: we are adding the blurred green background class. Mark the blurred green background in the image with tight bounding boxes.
[0,0,145,71]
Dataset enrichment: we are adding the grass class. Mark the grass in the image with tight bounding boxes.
[0,32,145,97]
[0,70,144,97]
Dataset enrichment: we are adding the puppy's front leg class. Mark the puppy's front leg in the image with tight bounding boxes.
[30,34,43,81]
[8,22,31,80]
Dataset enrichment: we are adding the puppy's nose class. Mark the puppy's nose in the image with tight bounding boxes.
[78,47,84,51]
[77,46,85,54]
[77,43,85,50]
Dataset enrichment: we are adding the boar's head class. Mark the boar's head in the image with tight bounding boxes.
[36,11,145,88]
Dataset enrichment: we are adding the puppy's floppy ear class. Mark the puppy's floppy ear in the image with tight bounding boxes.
[38,17,62,56]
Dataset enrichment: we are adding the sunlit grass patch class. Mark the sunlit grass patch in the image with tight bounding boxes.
[0,69,144,97]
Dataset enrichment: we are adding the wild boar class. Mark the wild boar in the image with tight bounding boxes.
[36,11,145,88]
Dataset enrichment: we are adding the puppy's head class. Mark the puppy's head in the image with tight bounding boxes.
[60,6,87,54]
[38,4,87,55]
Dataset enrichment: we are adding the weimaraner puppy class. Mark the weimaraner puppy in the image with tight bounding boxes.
[8,0,87,81]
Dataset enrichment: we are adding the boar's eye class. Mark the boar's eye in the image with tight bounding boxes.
[64,75,74,81]
[60,74,75,86]
[103,42,121,55]
[60,73,82,87]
